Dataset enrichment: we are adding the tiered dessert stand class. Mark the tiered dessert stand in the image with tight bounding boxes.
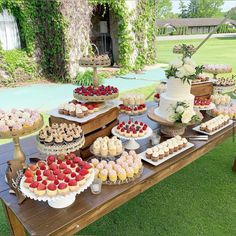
[111,126,153,150]
[0,115,44,164]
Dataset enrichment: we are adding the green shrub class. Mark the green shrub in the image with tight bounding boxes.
[76,70,105,86]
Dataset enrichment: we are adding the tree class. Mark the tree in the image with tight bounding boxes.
[156,0,173,19]
[187,0,224,18]
[179,0,189,18]
[226,7,236,20]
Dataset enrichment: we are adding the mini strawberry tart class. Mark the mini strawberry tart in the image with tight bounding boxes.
[115,121,148,138]
[22,153,94,197]
[194,97,211,109]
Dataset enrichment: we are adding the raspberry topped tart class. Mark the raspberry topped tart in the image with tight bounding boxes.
[115,121,148,138]
[74,85,119,102]
[194,97,211,109]
[119,104,147,115]
[21,153,94,197]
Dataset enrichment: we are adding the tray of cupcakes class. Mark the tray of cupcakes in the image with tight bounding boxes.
[119,94,147,115]
[140,136,194,166]
[90,150,143,185]
[73,85,119,102]
[90,136,123,159]
[20,153,94,208]
[193,115,233,135]
[0,109,43,139]
[37,123,85,155]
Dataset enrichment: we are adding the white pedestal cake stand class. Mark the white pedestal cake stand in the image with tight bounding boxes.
[111,126,153,150]
[20,169,95,208]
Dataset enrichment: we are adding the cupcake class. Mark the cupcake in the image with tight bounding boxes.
[118,169,127,181]
[99,169,108,182]
[69,179,79,191]
[146,148,153,159]
[159,150,164,159]
[35,184,46,196]
[58,183,69,195]
[44,135,53,146]
[81,106,89,116]
[58,104,65,114]
[109,170,117,182]
[47,183,58,197]
[126,167,134,178]
[91,158,99,167]
[101,144,108,157]
[163,147,169,157]
[182,138,188,147]
[109,144,117,156]
[76,108,84,118]
[152,152,159,162]
[93,143,101,155]
[132,163,139,174]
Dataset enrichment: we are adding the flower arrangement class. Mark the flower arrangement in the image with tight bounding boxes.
[165,57,203,84]
[169,102,201,124]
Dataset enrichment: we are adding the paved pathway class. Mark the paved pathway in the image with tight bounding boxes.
[0,67,165,111]
[157,33,236,41]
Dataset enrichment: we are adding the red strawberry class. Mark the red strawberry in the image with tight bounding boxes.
[54,179,59,185]
[70,163,76,168]
[83,163,92,169]
[69,179,77,186]
[47,174,56,181]
[43,170,51,176]
[36,170,41,176]
[42,180,47,186]
[66,160,71,165]
[40,165,46,171]
[29,181,39,188]
[24,177,33,183]
[37,176,43,181]
[57,173,65,180]
[71,172,76,178]
[47,183,56,191]
[73,156,80,163]
[47,155,55,162]
[29,164,37,171]
[37,161,45,168]
[75,167,80,173]
[37,184,46,190]
[76,175,84,181]
[64,177,70,183]
[80,169,89,176]
[24,169,33,178]
[59,163,67,169]
[53,169,60,175]
[63,168,72,175]
[49,163,58,170]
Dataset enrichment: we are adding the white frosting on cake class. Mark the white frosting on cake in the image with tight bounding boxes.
[156,78,195,121]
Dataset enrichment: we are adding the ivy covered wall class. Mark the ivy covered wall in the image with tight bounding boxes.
[0,0,157,84]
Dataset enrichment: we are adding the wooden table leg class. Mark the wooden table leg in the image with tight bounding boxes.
[1,200,26,236]
[232,158,236,172]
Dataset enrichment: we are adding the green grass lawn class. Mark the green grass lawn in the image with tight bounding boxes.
[157,37,236,74]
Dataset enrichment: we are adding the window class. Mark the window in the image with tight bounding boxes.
[0,9,21,50]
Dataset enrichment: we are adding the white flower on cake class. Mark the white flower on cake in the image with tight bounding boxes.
[176,105,185,114]
[184,57,196,67]
[170,58,182,68]
[176,66,186,78]
[183,64,196,76]
[181,108,196,124]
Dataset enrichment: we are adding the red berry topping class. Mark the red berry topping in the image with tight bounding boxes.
[42,180,47,186]
[54,179,59,185]
[36,170,41,176]
[37,176,43,181]
[29,181,39,188]
[24,177,33,183]
[79,169,89,176]
[47,183,57,191]
[64,177,70,183]
[71,172,76,178]
[58,183,67,190]
[70,163,76,168]
[53,169,60,175]
[66,160,71,165]
[75,167,80,173]
[40,165,46,171]
[57,173,65,180]
[47,174,56,181]
[83,163,92,169]
[43,169,51,176]
[69,179,77,186]
[24,169,33,178]
[37,184,46,190]
[76,175,84,181]
[63,168,72,175]
[47,155,55,162]
[59,163,67,169]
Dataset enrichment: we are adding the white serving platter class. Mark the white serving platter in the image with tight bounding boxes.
[192,119,234,136]
[139,142,194,166]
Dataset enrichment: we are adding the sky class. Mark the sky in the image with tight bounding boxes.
[172,0,236,13]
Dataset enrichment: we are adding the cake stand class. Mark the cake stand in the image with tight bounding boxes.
[20,169,95,208]
[111,126,153,150]
[194,102,216,111]
[36,136,85,155]
[0,115,44,164]
[148,107,201,137]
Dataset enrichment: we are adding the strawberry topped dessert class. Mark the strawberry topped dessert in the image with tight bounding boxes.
[119,104,147,115]
[194,97,211,108]
[115,121,148,138]
[22,153,94,197]
[74,85,119,101]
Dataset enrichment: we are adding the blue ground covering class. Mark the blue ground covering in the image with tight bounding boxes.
[0,68,165,111]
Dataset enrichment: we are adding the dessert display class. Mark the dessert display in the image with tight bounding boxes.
[193,74,209,83]
[203,64,232,74]
[194,97,211,108]
[74,85,119,102]
[213,77,235,87]
[90,150,143,184]
[210,94,231,106]
[58,100,105,118]
[0,109,43,138]
[38,123,83,146]
[22,153,94,197]
[90,136,123,157]
[145,136,188,162]
[210,104,236,119]
[119,104,147,115]
[173,44,196,54]
[115,121,148,138]
[120,94,145,106]
[199,115,230,133]
[154,83,166,102]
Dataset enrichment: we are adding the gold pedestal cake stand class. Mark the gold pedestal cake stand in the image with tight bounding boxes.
[0,115,44,163]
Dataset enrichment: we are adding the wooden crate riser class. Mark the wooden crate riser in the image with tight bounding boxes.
[191,82,213,98]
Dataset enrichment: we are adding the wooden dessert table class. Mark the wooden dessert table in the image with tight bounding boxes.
[0,102,235,236]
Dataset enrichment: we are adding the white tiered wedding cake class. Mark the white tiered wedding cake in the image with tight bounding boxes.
[155,57,200,124]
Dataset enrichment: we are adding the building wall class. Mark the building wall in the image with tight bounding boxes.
[188,25,216,34]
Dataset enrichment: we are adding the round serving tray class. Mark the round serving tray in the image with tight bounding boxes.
[0,115,44,139]
[20,169,95,208]
[89,145,124,159]
[36,136,85,155]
